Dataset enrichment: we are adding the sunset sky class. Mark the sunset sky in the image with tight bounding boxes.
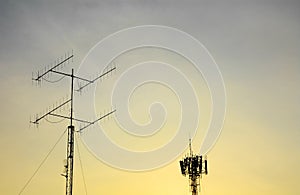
[0,0,299,194]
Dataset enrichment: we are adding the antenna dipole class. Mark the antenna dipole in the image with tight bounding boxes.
[30,52,116,195]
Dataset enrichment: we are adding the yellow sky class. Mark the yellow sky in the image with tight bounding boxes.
[0,0,300,195]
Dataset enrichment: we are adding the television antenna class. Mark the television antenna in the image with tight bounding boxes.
[29,51,116,195]
[179,139,208,195]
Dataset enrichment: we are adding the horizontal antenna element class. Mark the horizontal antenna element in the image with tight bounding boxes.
[77,109,116,132]
[30,99,71,125]
[33,52,74,82]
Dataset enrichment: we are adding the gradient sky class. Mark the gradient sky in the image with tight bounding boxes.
[0,0,300,194]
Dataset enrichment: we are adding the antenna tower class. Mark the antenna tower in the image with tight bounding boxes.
[179,139,208,195]
[30,51,116,195]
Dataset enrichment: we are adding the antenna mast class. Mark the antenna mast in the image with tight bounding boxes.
[31,52,116,195]
[66,69,74,195]
[179,140,208,195]
[189,138,193,156]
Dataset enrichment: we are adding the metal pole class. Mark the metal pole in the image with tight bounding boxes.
[66,125,74,195]
[70,69,74,127]
[66,69,74,195]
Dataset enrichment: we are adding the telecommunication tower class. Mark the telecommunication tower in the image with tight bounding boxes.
[30,51,116,195]
[179,139,208,195]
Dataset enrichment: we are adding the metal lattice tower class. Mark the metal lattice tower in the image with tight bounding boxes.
[179,139,208,195]
[31,52,116,195]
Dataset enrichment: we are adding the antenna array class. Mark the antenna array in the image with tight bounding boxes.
[30,51,116,195]
[179,139,208,195]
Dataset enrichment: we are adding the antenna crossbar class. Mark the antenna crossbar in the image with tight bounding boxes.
[49,113,93,124]
[50,70,93,83]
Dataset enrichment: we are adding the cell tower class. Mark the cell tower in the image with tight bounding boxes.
[30,51,116,195]
[179,139,208,195]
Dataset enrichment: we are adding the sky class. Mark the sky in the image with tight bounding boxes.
[0,0,300,194]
